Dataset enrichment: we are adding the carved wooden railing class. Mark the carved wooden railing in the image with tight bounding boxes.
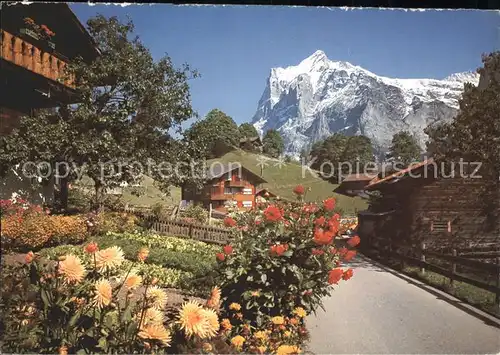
[1,29,75,88]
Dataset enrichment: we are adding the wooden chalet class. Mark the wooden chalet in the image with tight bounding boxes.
[357,158,500,249]
[334,172,378,198]
[239,136,263,152]
[181,163,267,212]
[0,3,99,202]
[255,188,278,203]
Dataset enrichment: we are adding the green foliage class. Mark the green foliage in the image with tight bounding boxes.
[262,129,285,158]
[1,15,199,210]
[217,195,359,328]
[388,131,422,166]
[239,123,259,139]
[310,133,374,179]
[425,51,500,225]
[181,203,208,224]
[184,109,240,159]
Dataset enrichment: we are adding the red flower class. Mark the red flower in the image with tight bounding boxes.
[263,205,283,222]
[255,218,262,225]
[84,242,98,254]
[327,214,341,234]
[328,268,344,284]
[338,247,348,256]
[344,250,357,261]
[293,185,305,195]
[270,244,289,256]
[347,235,361,247]
[323,198,336,211]
[314,216,326,226]
[224,217,237,227]
[223,245,233,255]
[313,228,334,245]
[342,268,354,281]
[303,203,319,214]
[311,248,324,256]
[216,253,225,261]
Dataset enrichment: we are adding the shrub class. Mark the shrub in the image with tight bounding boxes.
[1,208,88,251]
[181,203,208,224]
[216,189,360,328]
[85,211,140,235]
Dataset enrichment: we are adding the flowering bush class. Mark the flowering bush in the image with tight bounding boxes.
[0,244,233,354]
[216,188,359,328]
[85,211,140,235]
[1,199,88,251]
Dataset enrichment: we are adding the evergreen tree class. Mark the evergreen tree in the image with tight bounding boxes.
[239,123,259,139]
[262,129,285,158]
[388,131,422,166]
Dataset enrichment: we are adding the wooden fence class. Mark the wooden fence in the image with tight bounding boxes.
[122,204,234,244]
[150,218,235,245]
[363,237,500,311]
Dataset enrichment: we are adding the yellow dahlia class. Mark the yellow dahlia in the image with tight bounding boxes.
[93,279,112,308]
[230,335,245,348]
[95,246,124,272]
[276,345,301,355]
[206,286,221,309]
[138,324,171,346]
[221,318,232,331]
[293,307,307,318]
[58,254,86,283]
[254,330,268,341]
[124,273,142,290]
[201,308,220,338]
[140,307,165,326]
[257,345,267,354]
[147,286,168,309]
[271,316,285,325]
[229,302,241,311]
[177,301,211,338]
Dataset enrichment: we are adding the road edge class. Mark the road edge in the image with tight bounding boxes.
[358,253,500,329]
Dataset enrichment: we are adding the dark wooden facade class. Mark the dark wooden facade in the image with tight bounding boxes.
[182,165,267,212]
[0,3,99,134]
[359,160,500,249]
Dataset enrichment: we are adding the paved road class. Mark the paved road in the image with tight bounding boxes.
[307,256,500,354]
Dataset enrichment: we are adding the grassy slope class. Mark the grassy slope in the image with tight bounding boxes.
[208,150,367,214]
[73,175,181,207]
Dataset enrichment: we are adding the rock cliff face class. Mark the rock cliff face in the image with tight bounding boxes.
[251,50,479,157]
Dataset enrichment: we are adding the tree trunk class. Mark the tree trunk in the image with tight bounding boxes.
[94,179,105,212]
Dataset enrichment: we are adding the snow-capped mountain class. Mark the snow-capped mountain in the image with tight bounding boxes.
[251,50,479,158]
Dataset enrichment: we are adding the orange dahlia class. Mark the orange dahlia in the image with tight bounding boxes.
[59,254,86,283]
[95,246,124,272]
[177,301,211,338]
[138,324,172,346]
[93,279,112,308]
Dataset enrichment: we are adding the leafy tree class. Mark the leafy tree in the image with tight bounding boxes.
[1,15,198,210]
[262,129,285,158]
[309,133,373,179]
[239,123,259,139]
[425,51,500,227]
[184,109,240,159]
[388,131,422,166]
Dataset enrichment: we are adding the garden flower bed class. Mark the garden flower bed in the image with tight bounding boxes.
[0,187,361,353]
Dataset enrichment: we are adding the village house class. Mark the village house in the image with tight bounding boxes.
[239,136,263,153]
[255,187,278,203]
[181,163,267,212]
[333,172,378,198]
[357,158,500,250]
[0,3,99,203]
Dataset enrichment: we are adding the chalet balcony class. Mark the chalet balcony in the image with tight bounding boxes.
[211,194,232,201]
[226,180,247,188]
[1,29,75,89]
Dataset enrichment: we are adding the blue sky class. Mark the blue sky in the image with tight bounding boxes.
[71,4,499,127]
